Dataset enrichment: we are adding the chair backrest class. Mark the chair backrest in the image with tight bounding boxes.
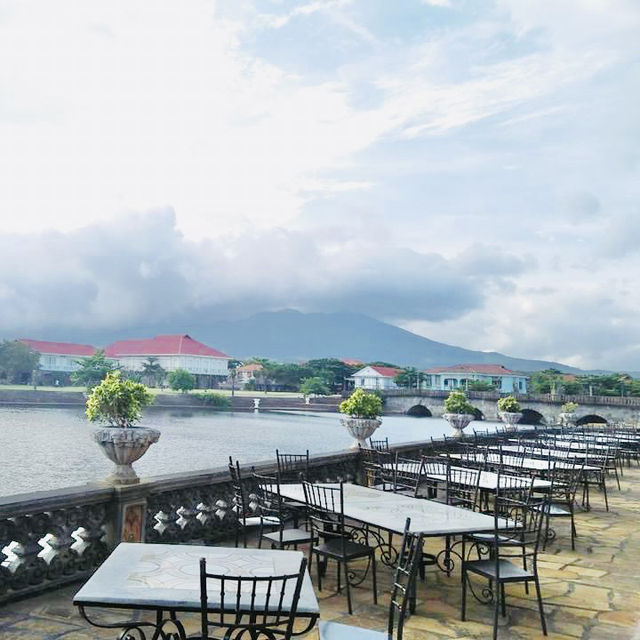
[388,517,424,640]
[448,466,481,511]
[490,473,548,576]
[228,456,251,523]
[252,471,286,540]
[199,555,308,640]
[302,482,347,552]
[420,455,449,502]
[394,457,425,498]
[369,436,390,451]
[276,449,310,482]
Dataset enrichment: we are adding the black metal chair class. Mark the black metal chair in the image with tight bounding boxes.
[542,461,584,550]
[461,475,549,639]
[198,555,308,640]
[303,481,377,615]
[276,449,310,482]
[228,457,279,548]
[392,457,425,498]
[253,472,318,550]
[318,517,424,640]
[368,436,390,451]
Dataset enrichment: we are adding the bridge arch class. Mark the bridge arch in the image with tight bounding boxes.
[520,409,545,425]
[576,414,608,426]
[406,404,432,417]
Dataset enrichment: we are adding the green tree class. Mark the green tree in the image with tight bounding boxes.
[141,357,166,387]
[70,349,117,388]
[529,369,564,394]
[0,340,40,384]
[306,358,358,392]
[394,367,425,389]
[167,368,195,393]
[299,377,330,396]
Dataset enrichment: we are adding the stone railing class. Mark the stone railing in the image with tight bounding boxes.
[0,430,527,604]
[0,447,367,604]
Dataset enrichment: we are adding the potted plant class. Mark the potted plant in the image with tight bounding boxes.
[442,390,476,437]
[339,388,383,448]
[497,395,522,431]
[88,371,158,485]
[559,401,579,427]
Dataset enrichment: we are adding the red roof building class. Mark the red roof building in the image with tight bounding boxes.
[424,363,528,393]
[104,334,230,378]
[349,365,401,391]
[19,339,97,373]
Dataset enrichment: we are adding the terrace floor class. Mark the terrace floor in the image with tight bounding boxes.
[3,468,640,639]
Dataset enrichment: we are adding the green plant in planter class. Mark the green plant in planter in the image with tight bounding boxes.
[444,390,475,415]
[86,371,154,427]
[497,396,521,413]
[561,401,579,413]
[339,388,382,419]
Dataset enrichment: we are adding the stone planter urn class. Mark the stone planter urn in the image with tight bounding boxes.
[93,426,160,485]
[341,418,382,449]
[499,412,523,431]
[558,412,577,428]
[443,413,474,438]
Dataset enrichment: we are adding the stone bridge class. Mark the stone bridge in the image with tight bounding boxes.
[381,390,640,425]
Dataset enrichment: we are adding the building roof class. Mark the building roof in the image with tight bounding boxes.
[19,339,96,357]
[424,363,522,376]
[237,363,263,372]
[357,365,401,378]
[104,335,230,359]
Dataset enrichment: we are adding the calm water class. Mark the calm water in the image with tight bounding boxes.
[0,406,502,497]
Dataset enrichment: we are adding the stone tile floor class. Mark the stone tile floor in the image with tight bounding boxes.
[3,468,640,639]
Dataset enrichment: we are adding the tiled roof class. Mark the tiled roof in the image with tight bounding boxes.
[341,359,364,367]
[19,339,96,357]
[105,335,230,359]
[237,363,263,372]
[368,366,402,377]
[425,363,519,375]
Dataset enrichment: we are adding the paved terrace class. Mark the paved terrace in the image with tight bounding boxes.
[3,467,640,639]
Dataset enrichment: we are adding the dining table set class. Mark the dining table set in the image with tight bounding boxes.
[72,423,640,640]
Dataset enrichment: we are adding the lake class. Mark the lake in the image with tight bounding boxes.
[0,406,502,497]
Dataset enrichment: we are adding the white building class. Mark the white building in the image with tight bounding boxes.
[349,365,401,390]
[424,364,528,393]
[105,334,231,385]
[19,339,96,374]
[233,363,263,387]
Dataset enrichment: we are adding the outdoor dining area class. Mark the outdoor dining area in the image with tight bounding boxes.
[4,424,640,639]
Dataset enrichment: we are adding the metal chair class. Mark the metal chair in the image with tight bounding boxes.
[198,555,308,640]
[318,517,424,640]
[303,481,377,615]
[392,457,425,498]
[276,449,310,482]
[228,457,279,548]
[368,436,390,451]
[461,475,549,639]
[253,472,318,550]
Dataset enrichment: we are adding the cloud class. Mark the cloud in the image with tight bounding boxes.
[0,209,531,337]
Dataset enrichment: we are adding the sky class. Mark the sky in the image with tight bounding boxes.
[0,0,639,370]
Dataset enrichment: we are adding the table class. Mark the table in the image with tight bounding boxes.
[494,444,590,459]
[446,452,599,473]
[279,482,507,573]
[74,543,319,639]
[388,462,552,492]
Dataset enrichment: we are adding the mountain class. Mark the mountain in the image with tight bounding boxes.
[184,310,581,373]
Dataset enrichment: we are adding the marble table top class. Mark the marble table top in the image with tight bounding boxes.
[278,482,505,537]
[447,452,598,472]
[74,543,318,615]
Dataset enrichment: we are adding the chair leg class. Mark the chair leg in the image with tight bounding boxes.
[602,478,609,512]
[500,583,506,618]
[344,561,353,615]
[522,549,529,594]
[493,581,500,640]
[534,576,547,635]
[371,554,378,605]
[316,554,323,592]
[461,570,467,621]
